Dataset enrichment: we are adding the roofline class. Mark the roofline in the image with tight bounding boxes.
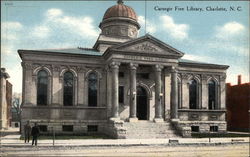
[17,49,103,58]
[179,61,229,70]
[93,38,125,50]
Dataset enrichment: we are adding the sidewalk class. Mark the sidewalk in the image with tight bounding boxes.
[1,134,249,147]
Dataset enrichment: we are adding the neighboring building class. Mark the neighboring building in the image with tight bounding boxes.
[18,1,229,138]
[227,75,250,132]
[0,68,12,130]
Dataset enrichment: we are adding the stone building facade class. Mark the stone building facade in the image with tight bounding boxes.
[0,68,12,130]
[18,1,229,138]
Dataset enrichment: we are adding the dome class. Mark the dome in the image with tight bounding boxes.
[103,0,137,21]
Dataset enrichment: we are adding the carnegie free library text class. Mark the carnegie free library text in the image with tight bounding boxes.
[154,6,242,12]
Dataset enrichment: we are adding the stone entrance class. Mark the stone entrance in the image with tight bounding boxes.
[136,86,148,120]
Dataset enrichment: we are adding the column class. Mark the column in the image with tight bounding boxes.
[164,70,171,121]
[129,63,138,122]
[110,62,120,119]
[170,67,178,119]
[106,66,112,117]
[154,65,164,122]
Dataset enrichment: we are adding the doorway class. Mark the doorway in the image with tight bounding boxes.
[136,86,148,120]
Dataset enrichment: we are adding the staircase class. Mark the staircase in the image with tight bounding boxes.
[123,121,179,139]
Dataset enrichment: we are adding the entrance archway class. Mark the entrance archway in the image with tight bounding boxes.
[136,86,148,120]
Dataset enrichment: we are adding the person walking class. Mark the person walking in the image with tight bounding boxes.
[24,121,31,143]
[31,123,40,146]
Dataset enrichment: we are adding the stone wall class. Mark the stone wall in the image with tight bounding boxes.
[21,106,108,135]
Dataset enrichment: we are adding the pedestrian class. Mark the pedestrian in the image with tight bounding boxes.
[31,122,40,146]
[24,121,31,143]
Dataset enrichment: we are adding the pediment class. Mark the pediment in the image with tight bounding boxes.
[124,41,164,53]
[110,34,184,57]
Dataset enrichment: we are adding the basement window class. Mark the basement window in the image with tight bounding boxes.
[210,126,218,132]
[87,125,98,132]
[39,125,48,132]
[191,126,199,132]
[62,125,73,132]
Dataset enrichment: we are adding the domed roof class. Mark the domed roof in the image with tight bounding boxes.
[103,0,137,21]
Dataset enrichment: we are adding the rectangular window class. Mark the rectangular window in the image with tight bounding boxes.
[62,125,73,132]
[39,125,48,132]
[87,125,98,132]
[210,126,218,132]
[191,126,199,132]
[119,86,124,103]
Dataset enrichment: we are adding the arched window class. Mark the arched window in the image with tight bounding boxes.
[37,70,48,106]
[189,79,198,109]
[208,80,216,110]
[88,72,97,107]
[63,71,74,106]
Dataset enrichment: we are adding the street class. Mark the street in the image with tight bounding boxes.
[1,128,249,157]
[1,143,249,157]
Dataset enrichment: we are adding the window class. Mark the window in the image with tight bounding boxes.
[37,70,48,106]
[87,125,98,132]
[119,86,124,103]
[88,72,97,107]
[62,125,73,132]
[191,126,199,132]
[63,71,74,106]
[189,79,198,109]
[210,126,218,132]
[39,125,48,132]
[208,80,216,110]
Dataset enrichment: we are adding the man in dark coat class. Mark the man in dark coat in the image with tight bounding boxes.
[24,121,31,143]
[31,123,40,146]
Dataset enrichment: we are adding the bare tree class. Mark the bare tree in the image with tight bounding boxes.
[12,95,22,133]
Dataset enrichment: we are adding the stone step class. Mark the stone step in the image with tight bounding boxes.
[125,135,179,139]
[121,121,179,139]
[120,121,178,139]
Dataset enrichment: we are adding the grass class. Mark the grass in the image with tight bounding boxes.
[192,133,250,138]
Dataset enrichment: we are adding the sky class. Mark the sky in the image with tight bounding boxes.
[1,0,249,93]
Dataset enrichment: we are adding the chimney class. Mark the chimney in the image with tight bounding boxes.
[238,75,241,85]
